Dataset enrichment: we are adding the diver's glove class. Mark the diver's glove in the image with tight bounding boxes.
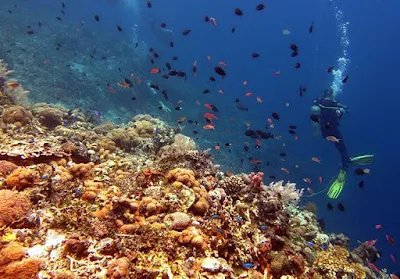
[327,169,347,199]
[336,108,346,118]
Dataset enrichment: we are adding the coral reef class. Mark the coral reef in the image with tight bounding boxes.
[0,59,379,279]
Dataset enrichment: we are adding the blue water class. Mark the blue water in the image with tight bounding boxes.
[1,0,399,273]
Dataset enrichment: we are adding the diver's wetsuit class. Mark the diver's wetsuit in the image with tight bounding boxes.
[313,97,350,170]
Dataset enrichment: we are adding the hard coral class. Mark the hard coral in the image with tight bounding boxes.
[218,175,246,199]
[0,242,43,279]
[107,257,130,279]
[37,107,64,129]
[0,190,31,227]
[68,162,95,179]
[314,245,366,279]
[6,167,38,190]
[164,212,192,231]
[2,106,33,126]
[0,160,18,177]
[166,168,199,188]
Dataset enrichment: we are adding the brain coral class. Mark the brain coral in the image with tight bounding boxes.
[2,106,33,126]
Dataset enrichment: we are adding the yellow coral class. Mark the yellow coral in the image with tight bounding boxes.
[166,168,199,188]
[314,245,366,279]
[2,106,33,126]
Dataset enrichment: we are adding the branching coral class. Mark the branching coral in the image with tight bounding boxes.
[314,245,366,279]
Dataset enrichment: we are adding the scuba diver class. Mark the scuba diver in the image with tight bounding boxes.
[310,88,374,199]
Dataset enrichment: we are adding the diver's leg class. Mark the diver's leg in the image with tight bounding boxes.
[333,129,350,170]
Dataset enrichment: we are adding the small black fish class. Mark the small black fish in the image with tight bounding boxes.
[56,16,62,21]
[203,89,211,94]
[153,52,159,58]
[289,125,297,129]
[149,47,154,52]
[234,8,244,16]
[149,59,154,64]
[272,112,280,120]
[291,51,299,57]
[169,70,177,76]
[131,96,136,101]
[294,62,301,69]
[290,43,298,52]
[26,30,34,35]
[160,22,167,28]
[309,21,314,33]
[124,78,133,87]
[117,25,123,32]
[299,85,305,97]
[209,76,216,82]
[8,10,12,14]
[231,27,236,33]
[327,66,334,73]
[165,62,172,70]
[279,153,286,157]
[182,29,191,35]
[288,129,296,134]
[214,67,226,78]
[134,42,139,48]
[342,75,349,84]
[94,15,100,21]
[61,2,65,8]
[38,22,42,27]
[150,84,159,90]
[210,105,219,112]
[269,175,276,179]
[146,1,152,8]
[327,203,334,211]
[244,145,249,152]
[175,106,182,111]
[251,53,260,58]
[172,56,178,61]
[255,4,264,11]
[169,41,174,47]
[162,74,169,79]
[61,10,66,15]
[358,180,364,190]
[337,203,345,212]
[354,168,364,175]
[204,16,209,22]
[193,130,198,134]
[162,90,168,101]
[310,115,319,123]
[188,120,193,124]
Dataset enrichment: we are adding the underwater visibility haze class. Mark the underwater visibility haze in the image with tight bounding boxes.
[0,0,398,278]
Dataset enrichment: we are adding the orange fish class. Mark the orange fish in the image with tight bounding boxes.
[256,97,263,103]
[245,92,253,97]
[367,262,379,273]
[294,136,299,140]
[319,176,323,184]
[135,77,141,84]
[390,274,399,279]
[281,167,290,174]
[150,68,160,74]
[326,136,340,143]
[386,234,395,245]
[7,81,20,88]
[251,159,262,164]
[255,139,262,146]
[306,187,314,194]
[219,61,227,67]
[375,224,382,230]
[365,239,377,247]
[117,81,130,88]
[207,56,212,61]
[204,104,213,110]
[204,113,217,119]
[311,157,321,163]
[203,124,215,130]
[218,89,223,94]
[390,254,396,264]
[177,116,186,123]
[243,80,247,86]
[303,178,311,184]
[215,145,220,150]
[274,70,280,76]
[108,87,116,93]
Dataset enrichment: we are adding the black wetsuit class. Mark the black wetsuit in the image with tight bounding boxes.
[313,97,350,170]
